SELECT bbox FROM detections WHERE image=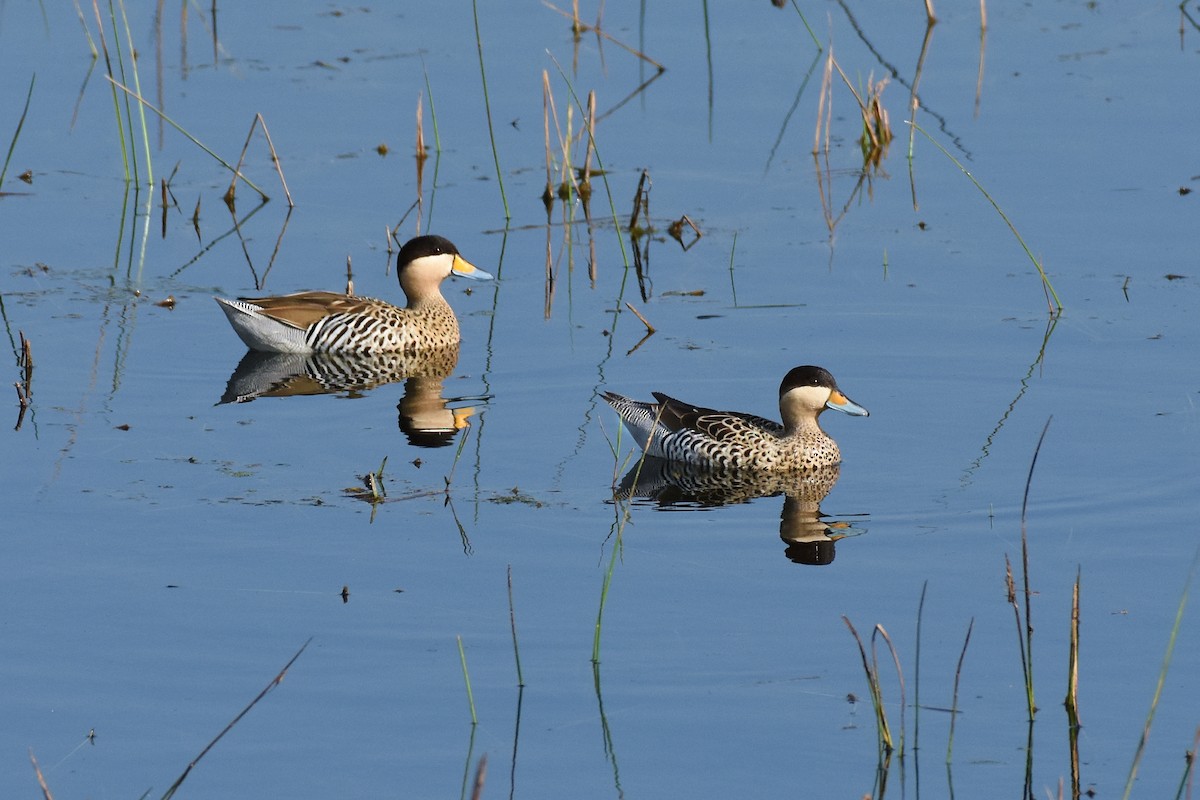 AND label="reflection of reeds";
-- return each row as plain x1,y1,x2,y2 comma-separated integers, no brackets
975,0,988,117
